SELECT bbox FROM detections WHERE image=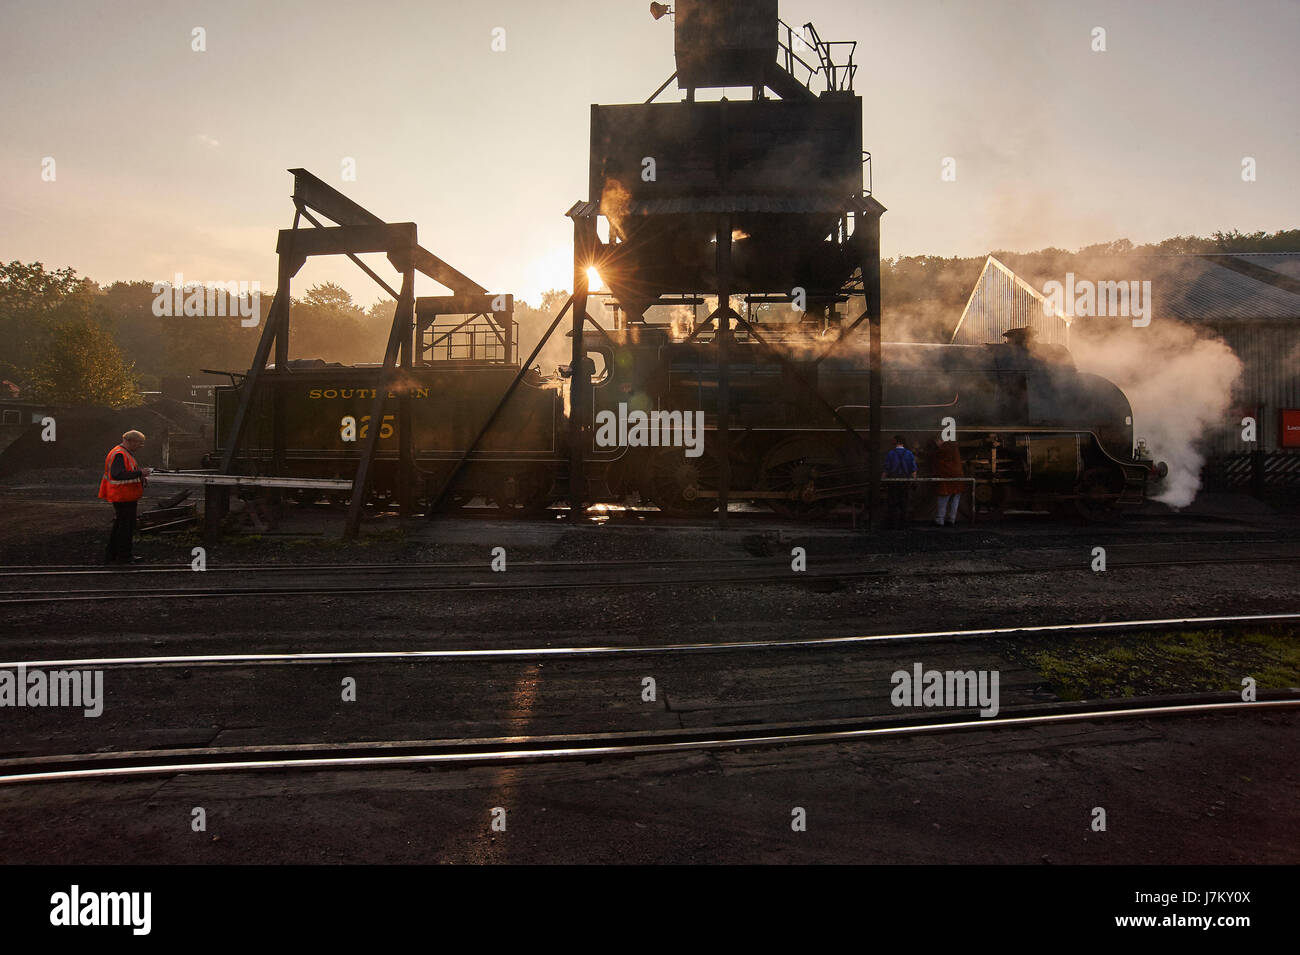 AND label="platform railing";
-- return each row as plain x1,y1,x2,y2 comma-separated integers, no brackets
777,19,857,94
423,317,514,363
778,19,822,88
